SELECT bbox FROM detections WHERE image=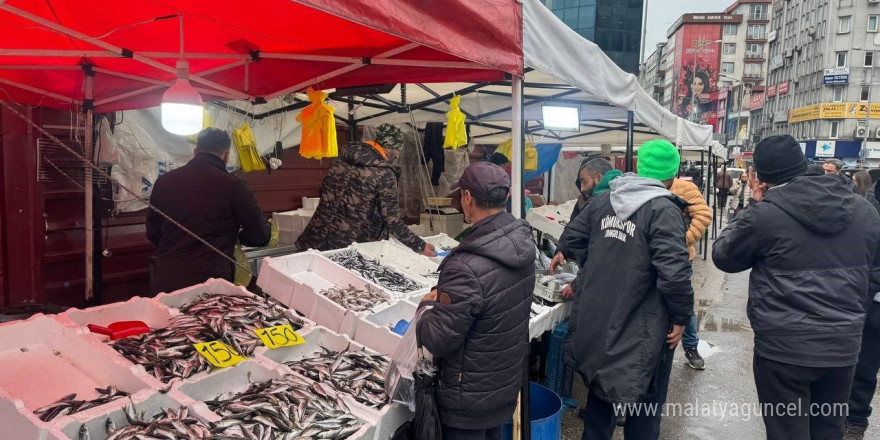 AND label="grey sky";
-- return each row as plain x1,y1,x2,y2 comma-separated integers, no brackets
644,0,735,61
